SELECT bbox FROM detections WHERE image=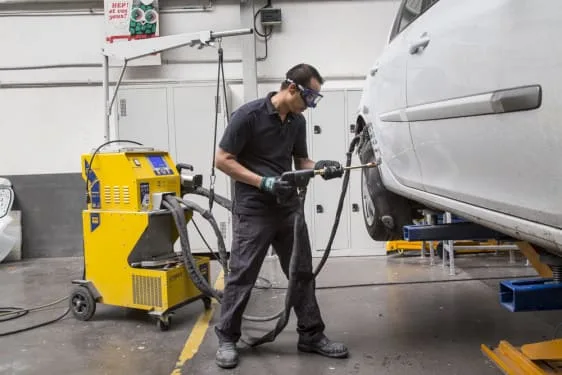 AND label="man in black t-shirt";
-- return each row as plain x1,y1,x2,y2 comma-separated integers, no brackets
213,64,348,369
